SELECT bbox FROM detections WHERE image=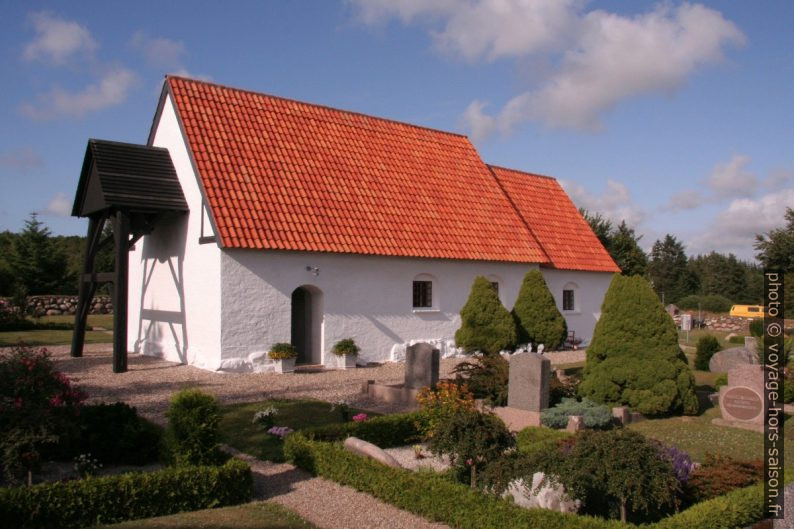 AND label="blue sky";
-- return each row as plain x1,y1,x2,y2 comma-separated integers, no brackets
1,1,792,262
